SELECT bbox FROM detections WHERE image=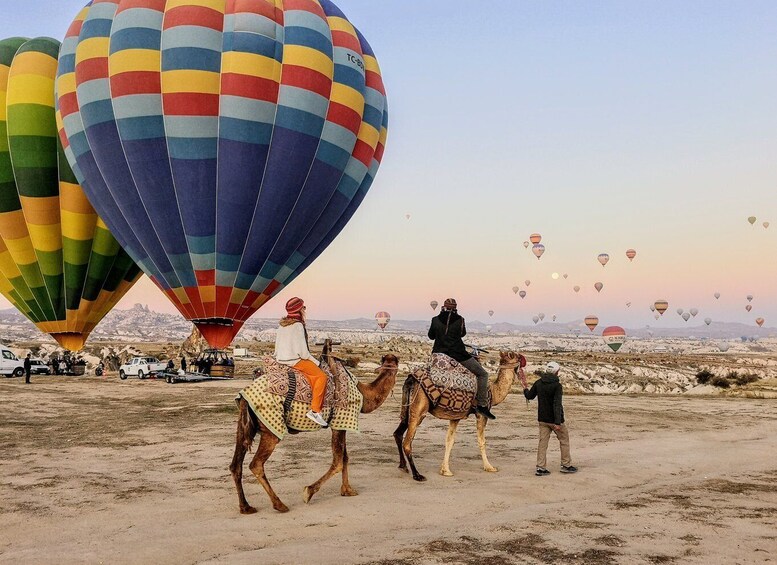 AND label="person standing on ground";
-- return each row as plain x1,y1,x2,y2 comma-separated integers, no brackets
181,356,187,372
428,298,496,419
523,361,577,476
24,353,32,384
